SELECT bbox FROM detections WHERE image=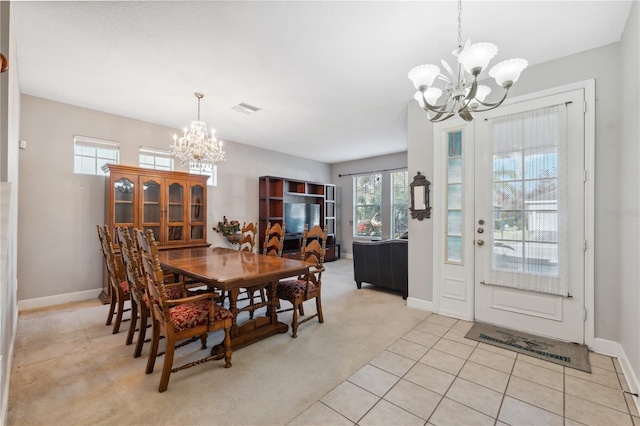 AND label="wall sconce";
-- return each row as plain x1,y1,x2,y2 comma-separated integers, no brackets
410,171,431,220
